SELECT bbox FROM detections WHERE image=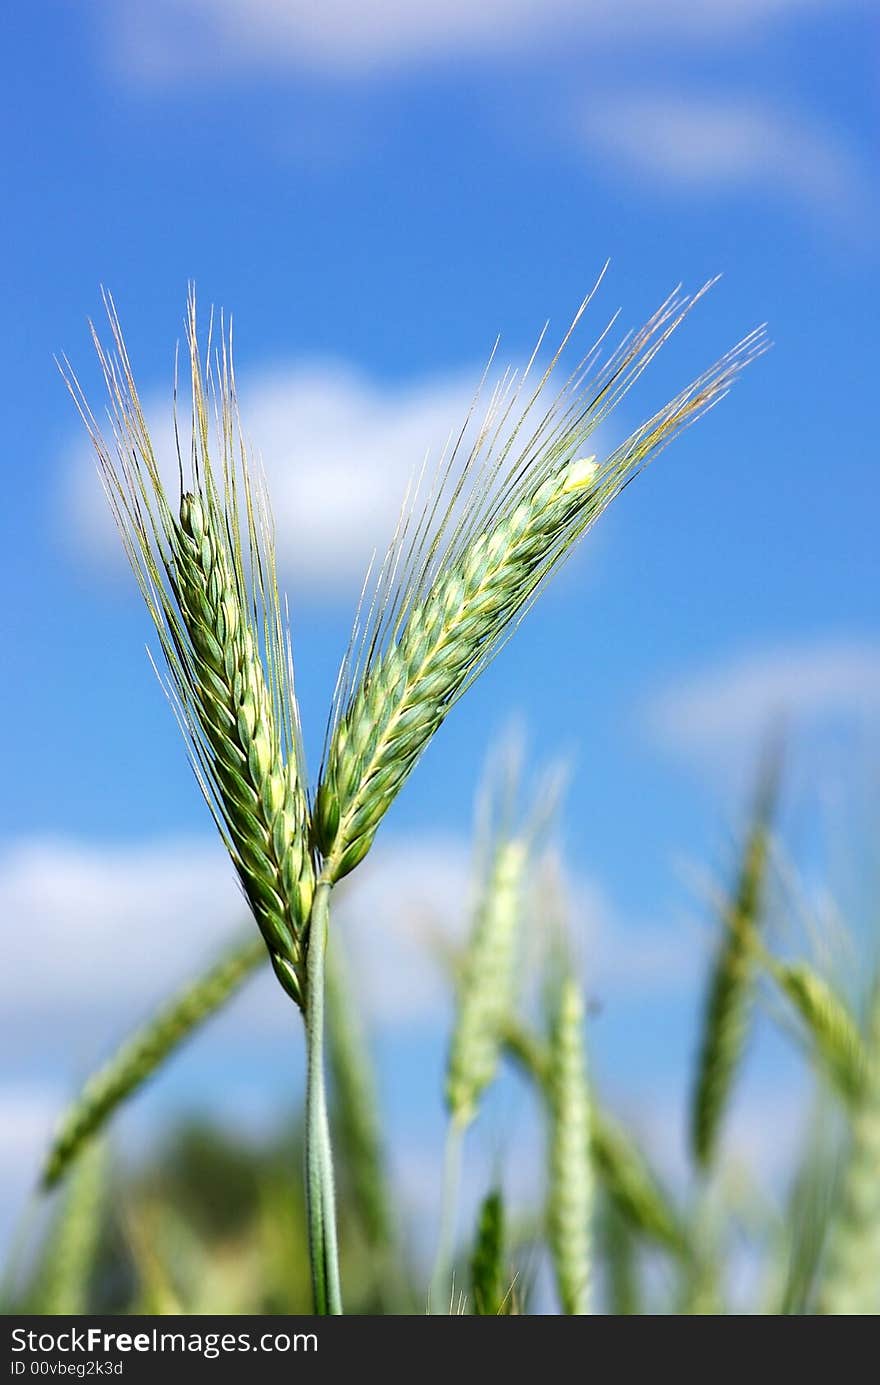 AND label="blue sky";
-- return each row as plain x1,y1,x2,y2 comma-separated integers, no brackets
1,2,878,1279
